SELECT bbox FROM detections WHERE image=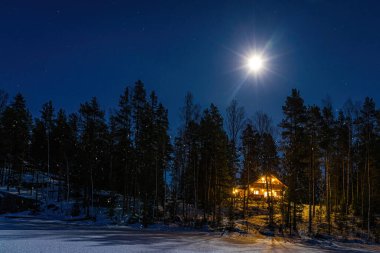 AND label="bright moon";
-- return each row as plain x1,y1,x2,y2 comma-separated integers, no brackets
247,55,264,73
